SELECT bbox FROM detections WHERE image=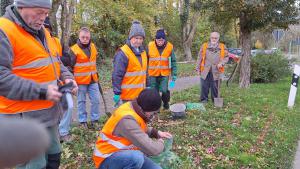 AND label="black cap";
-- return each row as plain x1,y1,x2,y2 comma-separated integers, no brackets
137,88,161,112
